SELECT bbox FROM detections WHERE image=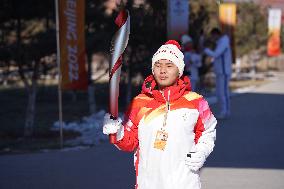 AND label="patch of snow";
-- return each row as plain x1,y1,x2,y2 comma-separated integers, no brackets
52,110,123,146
